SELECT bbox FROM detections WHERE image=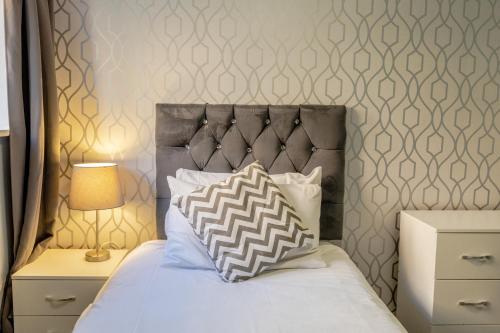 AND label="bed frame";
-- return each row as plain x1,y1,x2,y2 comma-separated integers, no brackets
155,104,346,240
